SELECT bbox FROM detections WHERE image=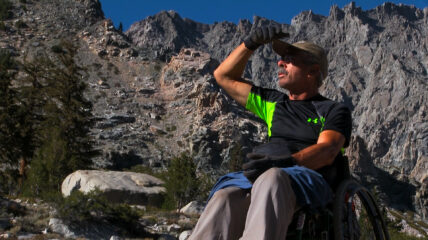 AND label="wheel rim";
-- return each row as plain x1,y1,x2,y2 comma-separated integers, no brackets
334,179,389,240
